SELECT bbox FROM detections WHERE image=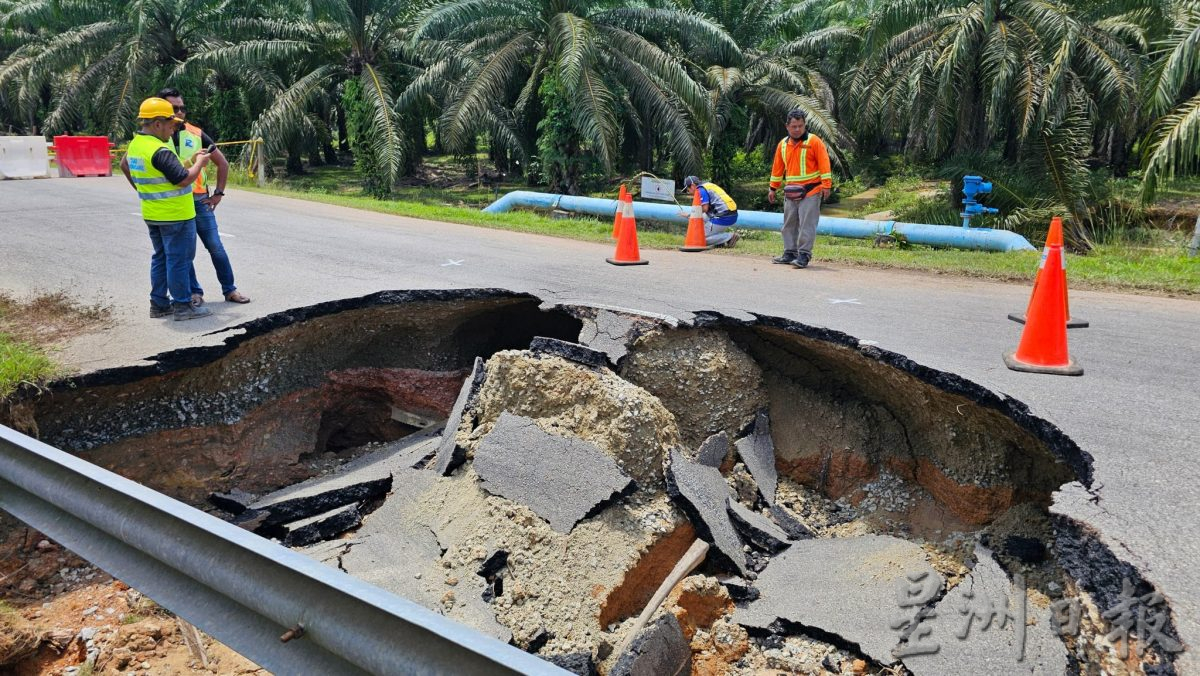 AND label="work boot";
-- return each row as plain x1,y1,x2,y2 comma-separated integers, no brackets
726,232,741,248
792,252,812,269
224,291,251,304
173,303,213,321
772,250,797,264
150,303,172,319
